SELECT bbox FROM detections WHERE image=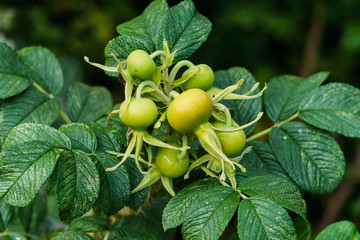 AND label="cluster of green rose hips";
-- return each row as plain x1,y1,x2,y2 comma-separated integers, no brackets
85,40,266,195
